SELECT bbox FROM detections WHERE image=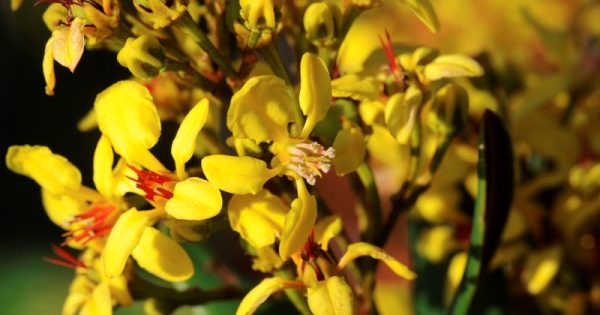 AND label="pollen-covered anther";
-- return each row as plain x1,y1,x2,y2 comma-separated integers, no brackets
127,165,174,202
62,204,117,245
286,141,335,185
